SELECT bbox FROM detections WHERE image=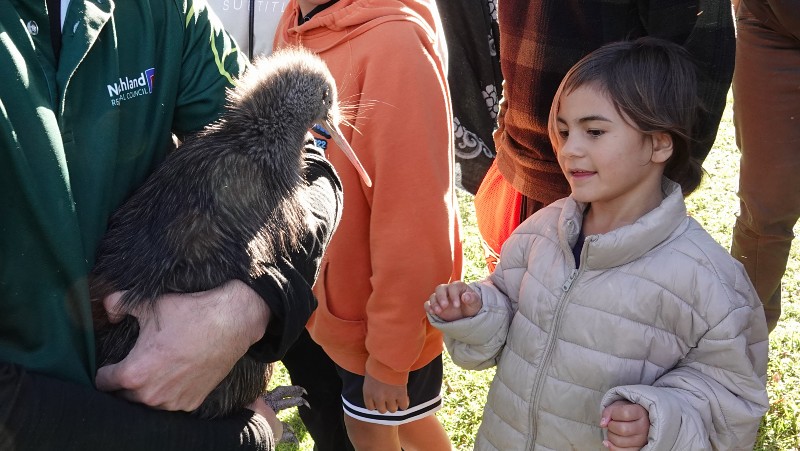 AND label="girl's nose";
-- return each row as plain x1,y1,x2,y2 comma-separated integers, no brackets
559,136,582,158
